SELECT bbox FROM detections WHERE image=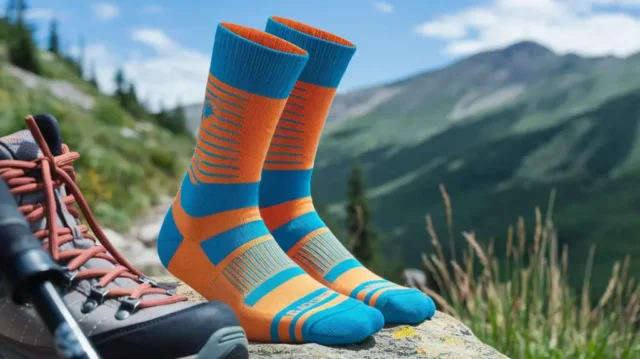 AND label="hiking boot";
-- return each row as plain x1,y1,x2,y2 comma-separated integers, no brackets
0,114,249,359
